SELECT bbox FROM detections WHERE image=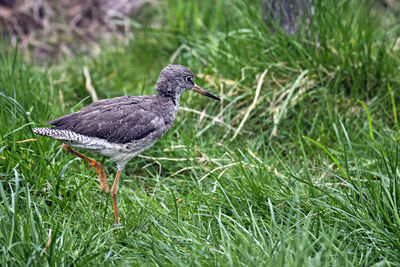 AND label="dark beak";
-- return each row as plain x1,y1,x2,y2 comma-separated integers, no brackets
192,84,220,101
